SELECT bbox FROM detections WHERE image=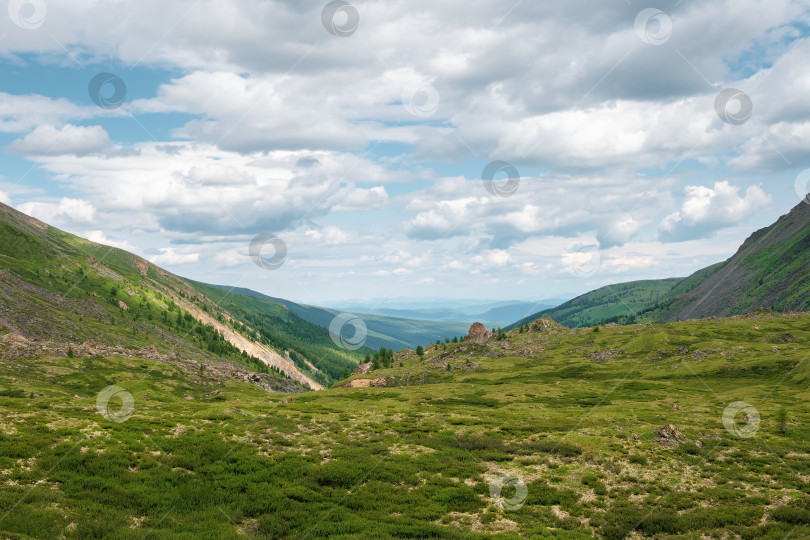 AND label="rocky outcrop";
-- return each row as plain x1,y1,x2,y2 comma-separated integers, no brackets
653,424,687,447
352,362,372,375
530,318,564,332
468,322,491,343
